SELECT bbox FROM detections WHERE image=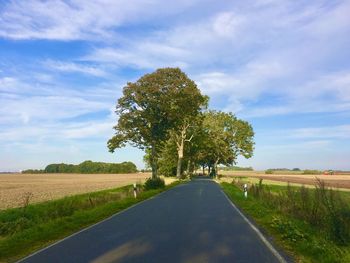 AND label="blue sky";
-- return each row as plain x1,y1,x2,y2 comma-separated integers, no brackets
0,0,350,171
